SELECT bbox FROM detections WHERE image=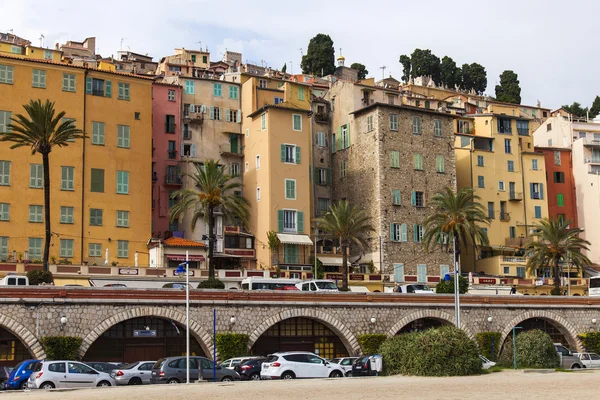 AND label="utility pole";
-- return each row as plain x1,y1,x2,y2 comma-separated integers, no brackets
39,34,45,48
380,66,387,80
